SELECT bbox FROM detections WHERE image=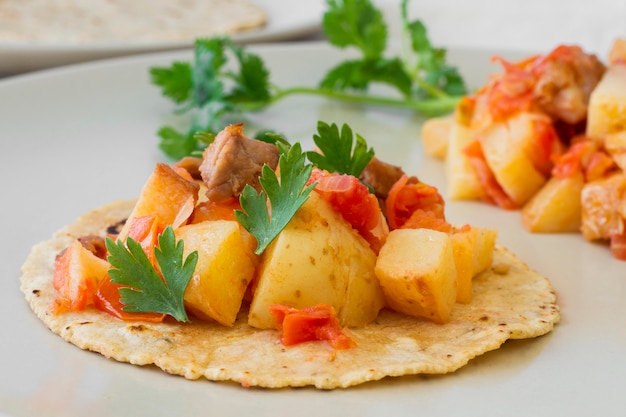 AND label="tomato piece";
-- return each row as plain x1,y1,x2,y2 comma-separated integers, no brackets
484,55,537,121
585,152,617,182
189,197,241,223
402,209,452,232
308,169,384,251
93,275,165,323
125,215,162,267
464,140,518,210
51,240,110,314
385,174,449,230
552,138,617,182
530,118,561,176
269,304,356,350
551,139,594,179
